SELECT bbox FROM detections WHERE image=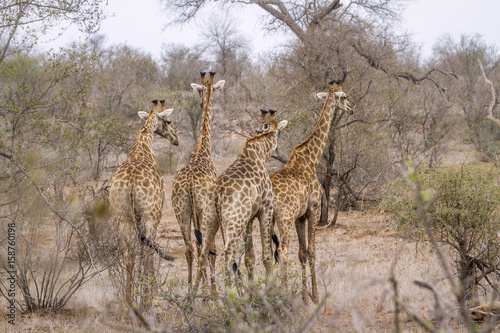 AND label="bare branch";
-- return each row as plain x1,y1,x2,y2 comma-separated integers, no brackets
310,0,342,27
298,293,329,333
0,150,13,159
478,59,500,127
352,41,457,92
271,153,287,164
407,171,475,329
2,156,105,286
414,278,448,331
254,0,307,41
